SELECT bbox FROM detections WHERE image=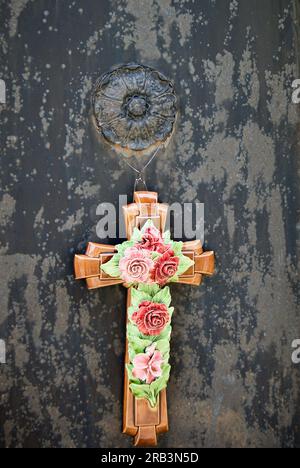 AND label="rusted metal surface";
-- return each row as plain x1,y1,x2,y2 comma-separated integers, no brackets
0,0,299,448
